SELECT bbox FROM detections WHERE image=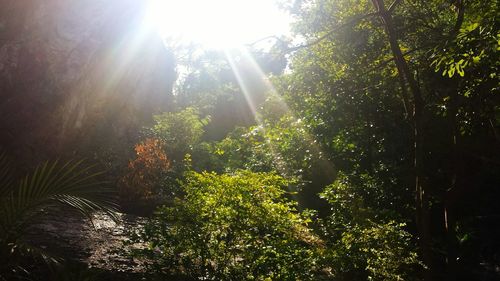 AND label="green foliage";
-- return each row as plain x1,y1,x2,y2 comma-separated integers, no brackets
274,1,500,278
320,173,406,228
13,0,500,279
327,221,420,281
432,21,498,78
429,2,499,136
213,126,275,173
175,50,236,114
318,176,421,281
151,107,208,163
214,110,330,181
116,1,499,279
136,171,320,280
174,49,261,140
208,109,334,211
